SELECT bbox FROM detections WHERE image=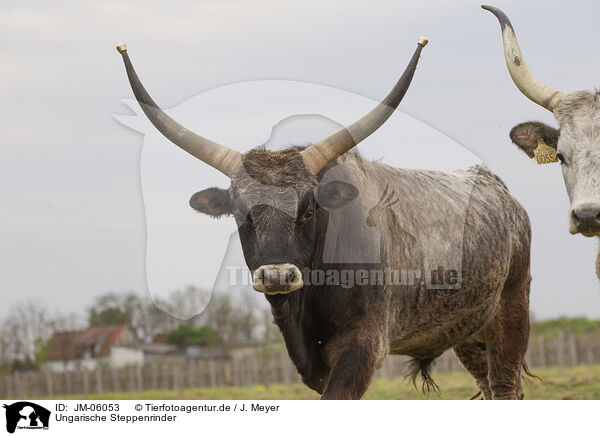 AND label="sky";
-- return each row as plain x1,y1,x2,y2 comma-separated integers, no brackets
2,0,600,320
